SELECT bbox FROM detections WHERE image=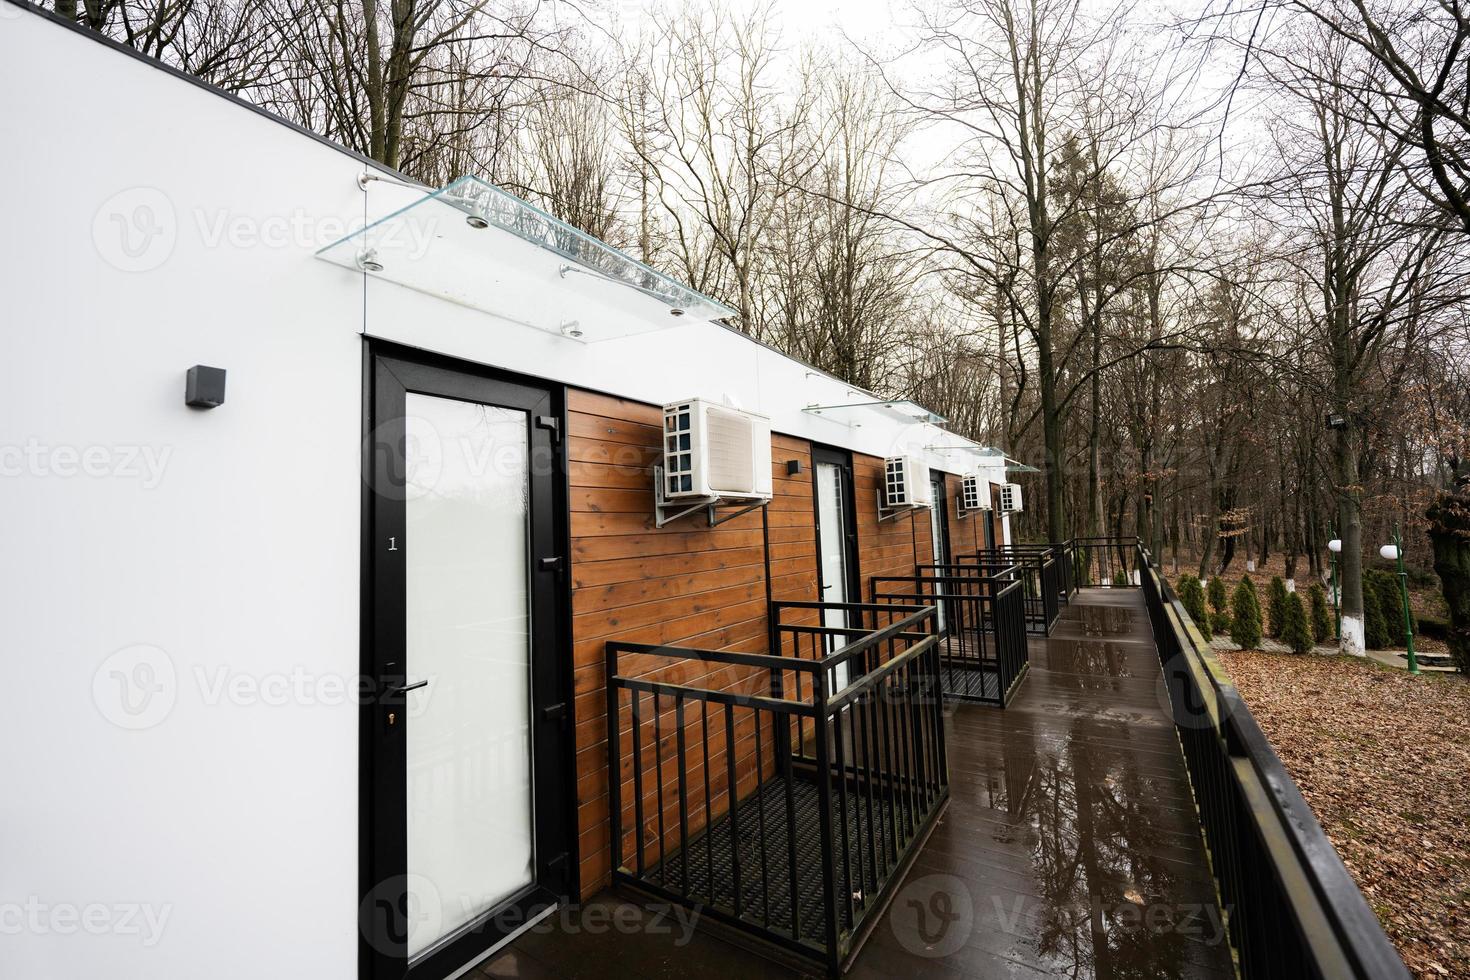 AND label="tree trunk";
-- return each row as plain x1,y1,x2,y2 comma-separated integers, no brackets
1037,310,1066,542
1337,424,1366,655
1427,490,1470,673
1085,285,1103,541
363,0,386,163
